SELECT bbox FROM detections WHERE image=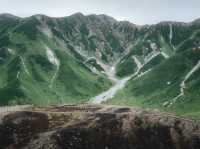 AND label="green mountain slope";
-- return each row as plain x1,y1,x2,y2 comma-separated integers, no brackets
0,14,116,105
108,48,200,118
0,12,200,114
